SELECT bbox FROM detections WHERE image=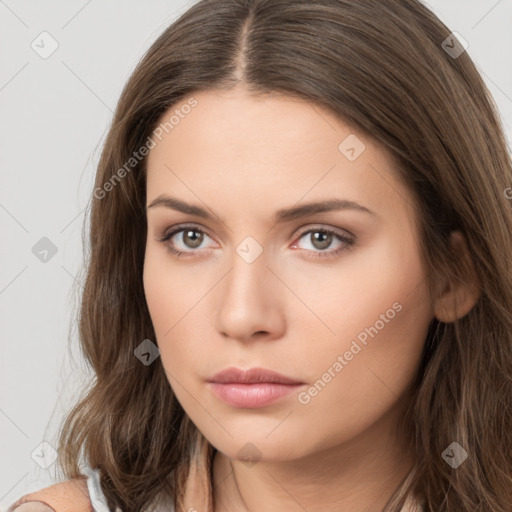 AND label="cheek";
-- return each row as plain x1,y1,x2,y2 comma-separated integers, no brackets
342,234,431,374
142,247,210,375
143,249,174,334
143,243,201,325
279,225,431,354
293,287,431,452
292,235,432,439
